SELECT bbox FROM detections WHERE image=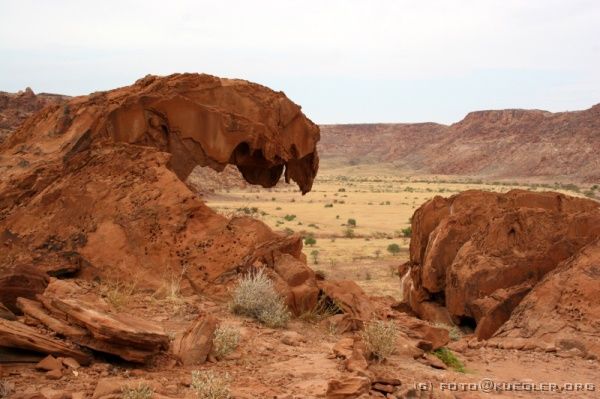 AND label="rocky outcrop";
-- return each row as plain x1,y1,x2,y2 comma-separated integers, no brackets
402,190,600,341
0,88,68,143
0,73,320,294
0,74,327,363
320,103,600,183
